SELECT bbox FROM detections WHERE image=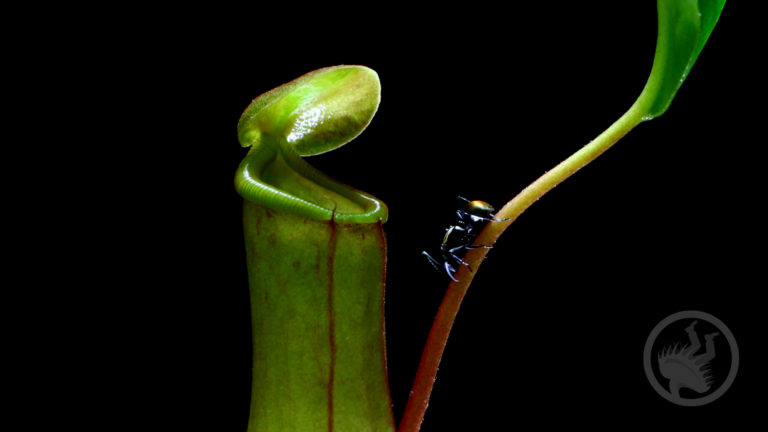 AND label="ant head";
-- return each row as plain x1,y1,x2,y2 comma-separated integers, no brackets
465,200,495,217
